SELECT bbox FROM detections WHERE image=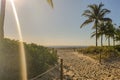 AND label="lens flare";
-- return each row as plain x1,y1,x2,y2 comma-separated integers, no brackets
9,0,27,80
